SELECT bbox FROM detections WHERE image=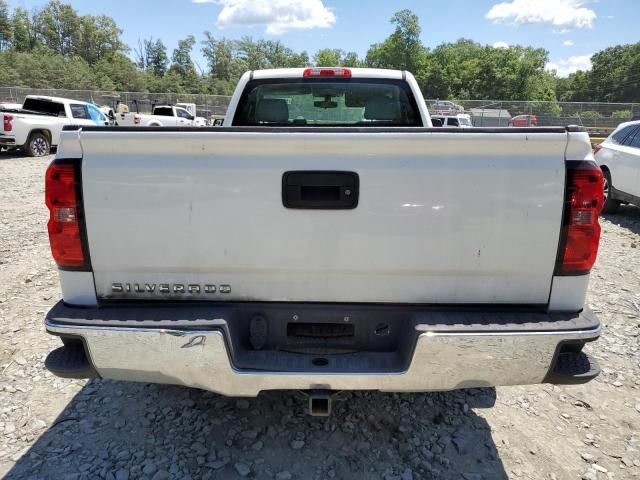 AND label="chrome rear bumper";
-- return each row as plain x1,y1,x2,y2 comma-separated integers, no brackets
44,302,601,396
